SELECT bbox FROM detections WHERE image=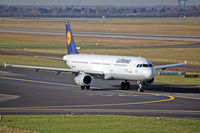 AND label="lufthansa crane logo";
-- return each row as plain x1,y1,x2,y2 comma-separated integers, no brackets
67,31,71,45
